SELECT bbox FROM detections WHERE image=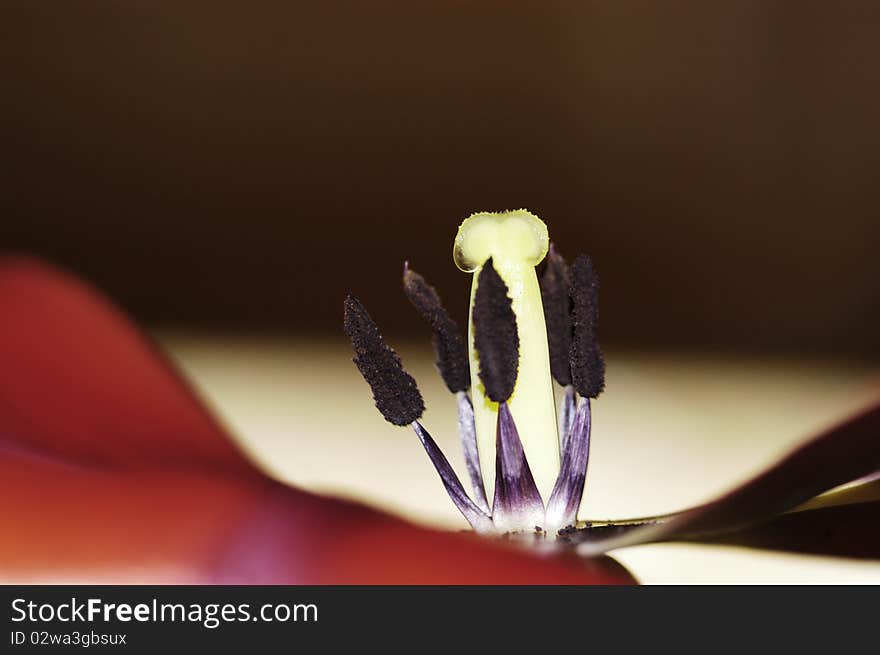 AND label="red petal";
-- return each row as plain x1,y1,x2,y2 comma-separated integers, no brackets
0,446,634,584
0,256,253,475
